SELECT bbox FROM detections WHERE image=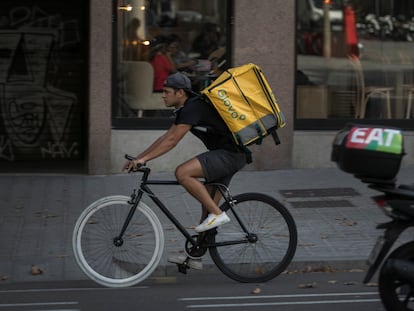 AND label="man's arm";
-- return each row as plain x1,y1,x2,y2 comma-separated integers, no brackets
124,123,191,171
